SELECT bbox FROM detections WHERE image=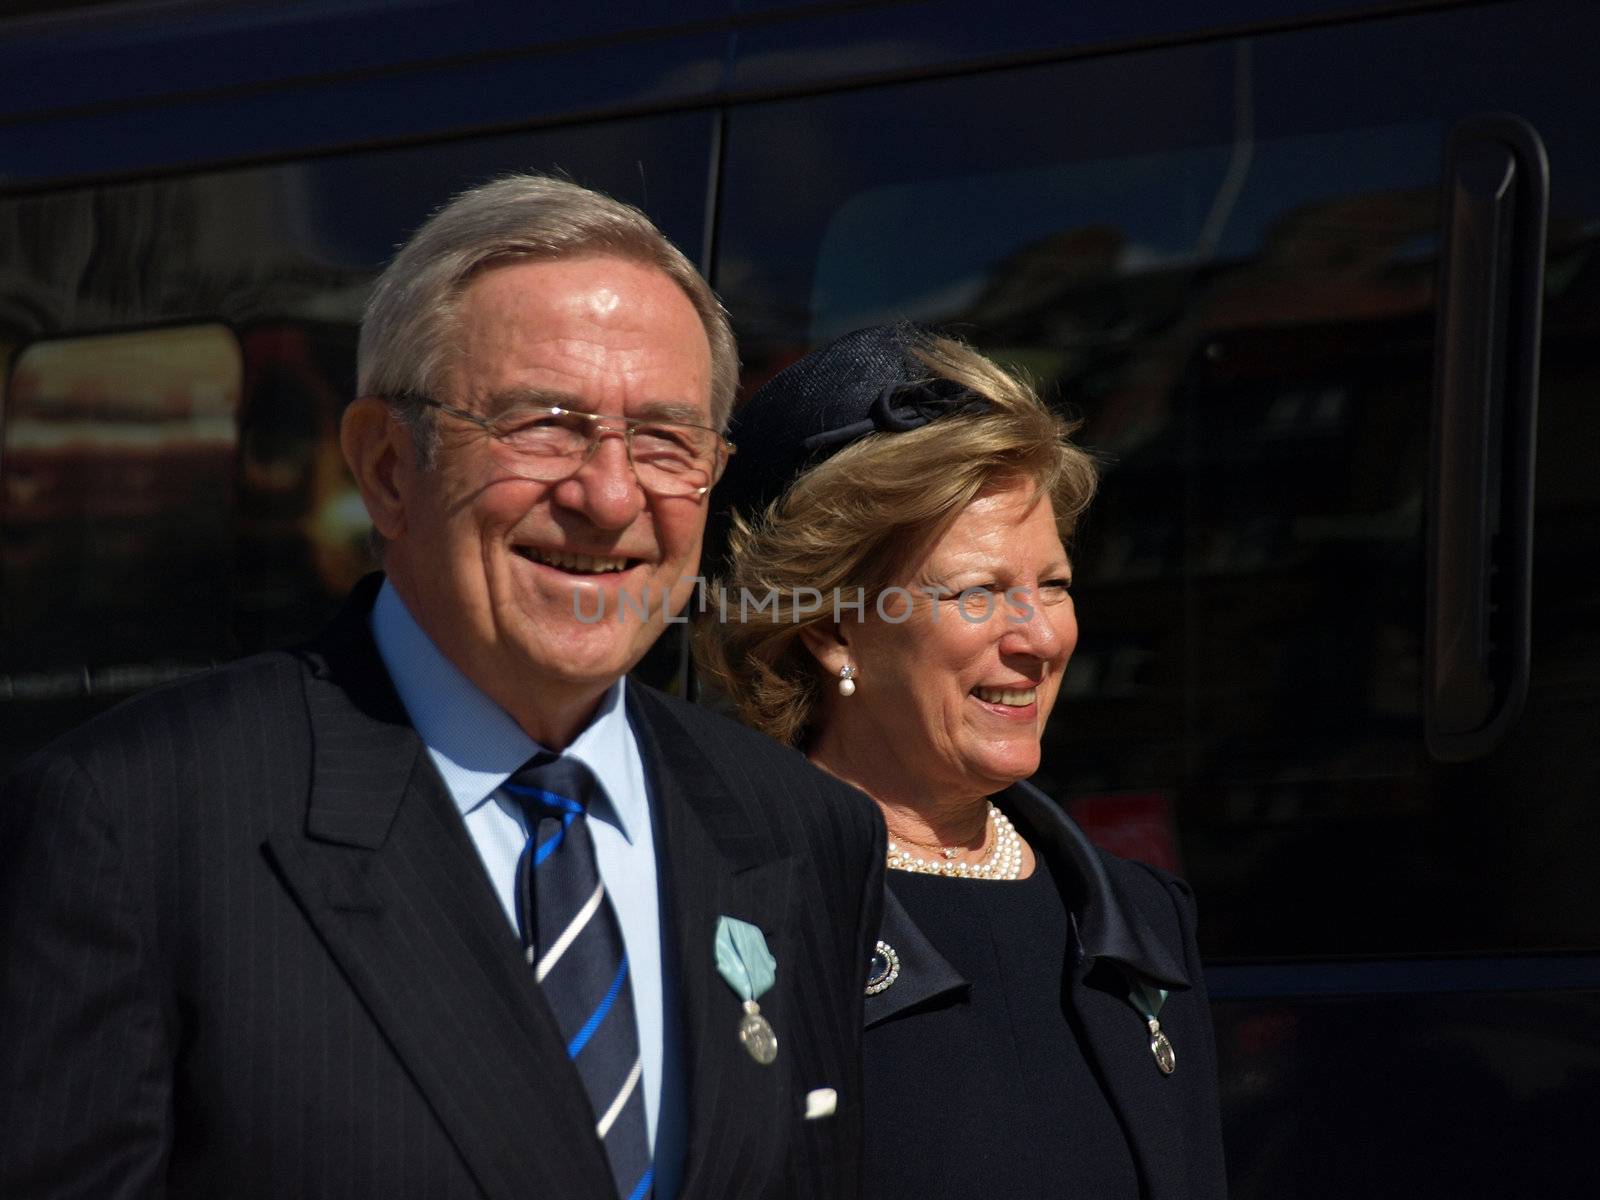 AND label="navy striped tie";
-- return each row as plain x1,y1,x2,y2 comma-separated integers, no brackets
506,754,653,1200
